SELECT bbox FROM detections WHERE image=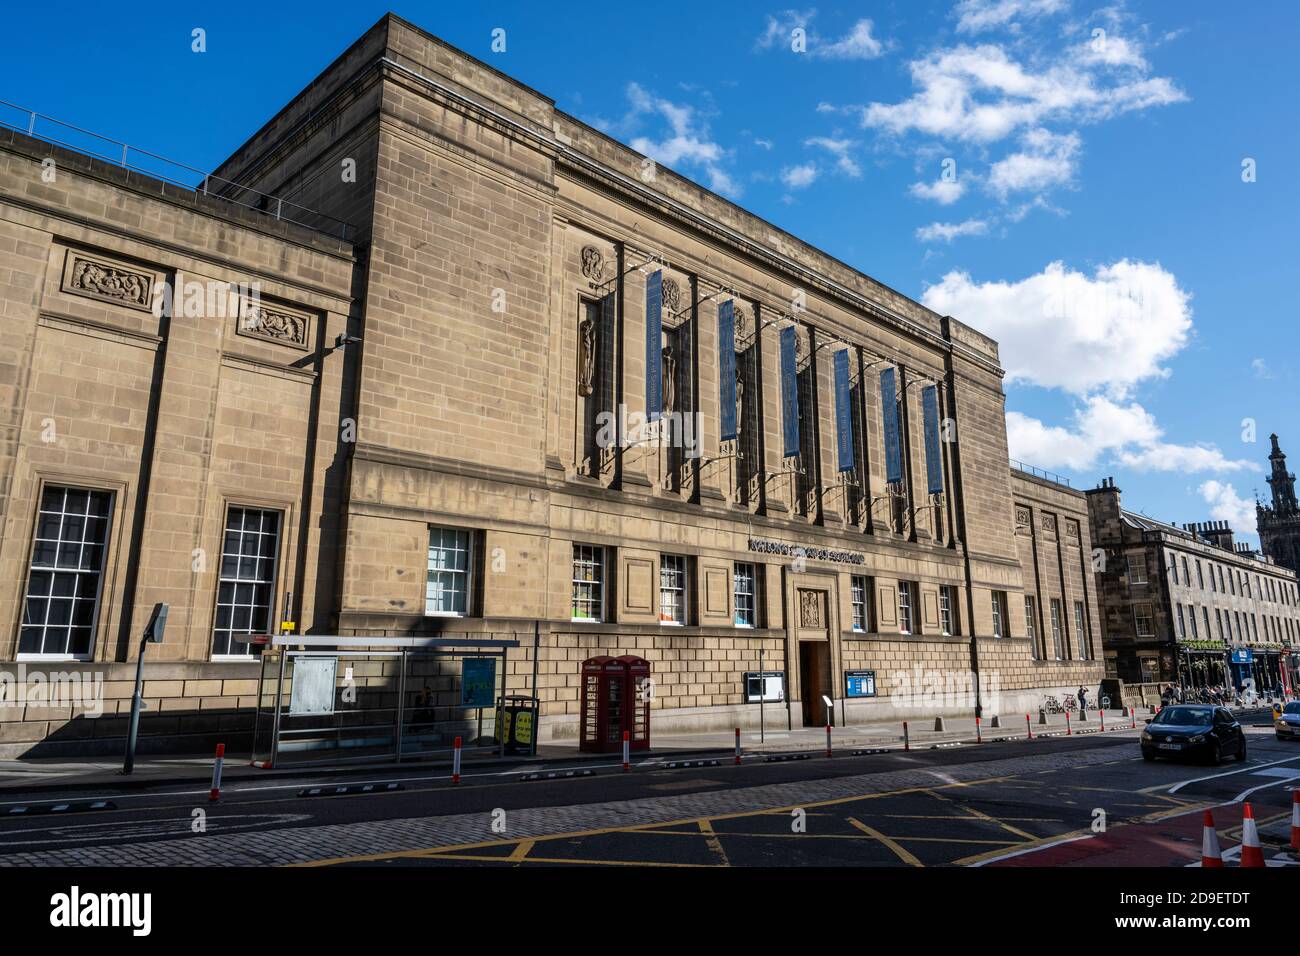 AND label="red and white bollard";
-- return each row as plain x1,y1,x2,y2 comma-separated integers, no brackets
825,724,832,758
903,720,910,751
209,742,225,803
975,715,982,744
1065,711,1071,736
1130,708,1137,730
622,730,630,772
1026,713,1033,740
1290,790,1300,852
734,727,742,765
452,735,463,785
1100,708,1106,732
